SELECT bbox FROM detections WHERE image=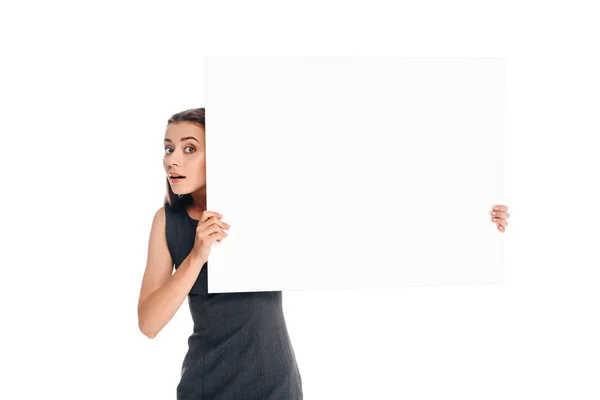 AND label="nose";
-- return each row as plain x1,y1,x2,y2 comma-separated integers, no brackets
169,154,182,166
